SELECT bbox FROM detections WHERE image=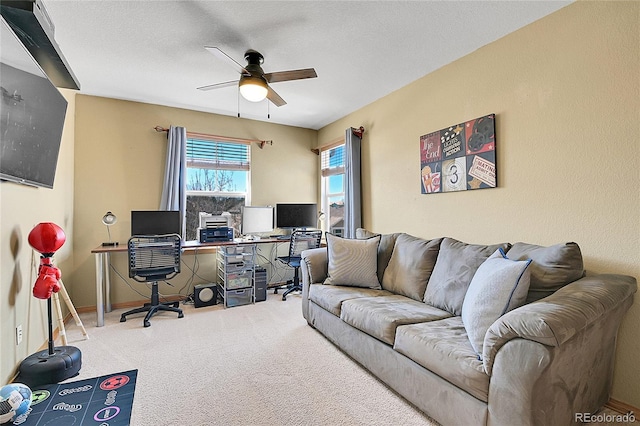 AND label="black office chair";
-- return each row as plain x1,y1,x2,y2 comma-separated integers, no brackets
276,229,322,301
120,234,184,327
